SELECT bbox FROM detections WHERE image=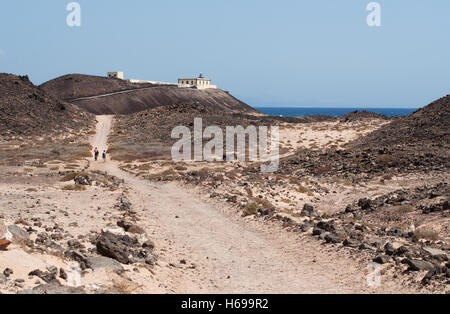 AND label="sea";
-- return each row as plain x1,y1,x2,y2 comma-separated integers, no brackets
254,107,417,118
